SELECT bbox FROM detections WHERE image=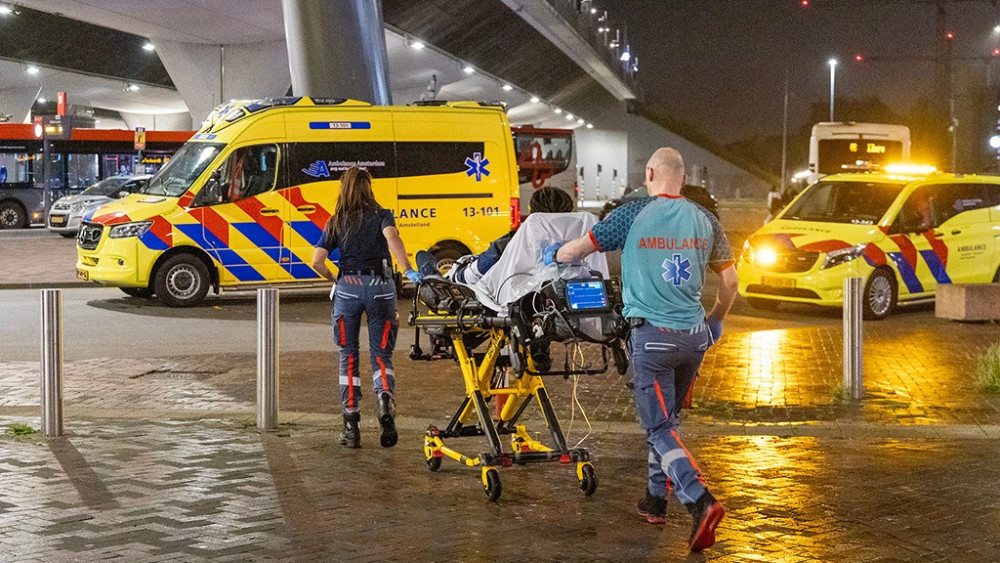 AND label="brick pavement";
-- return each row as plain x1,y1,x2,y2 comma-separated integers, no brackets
4,417,1000,562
